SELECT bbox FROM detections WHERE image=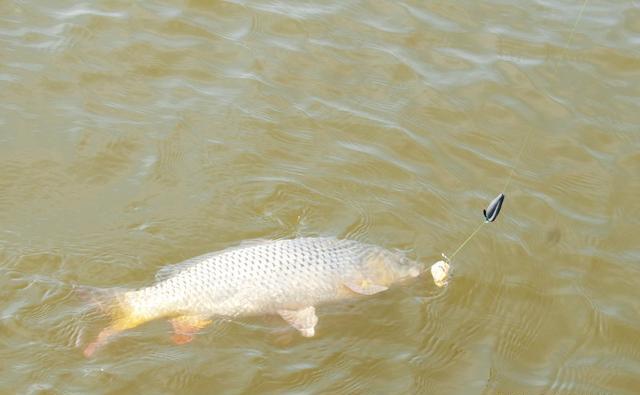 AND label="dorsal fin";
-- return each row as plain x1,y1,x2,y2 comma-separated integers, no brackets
155,251,218,282
237,238,272,248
